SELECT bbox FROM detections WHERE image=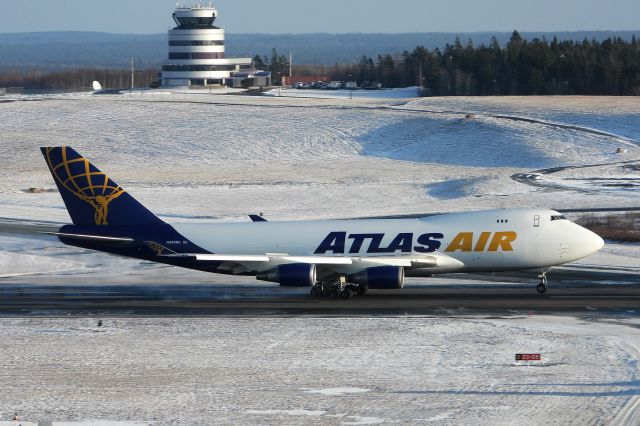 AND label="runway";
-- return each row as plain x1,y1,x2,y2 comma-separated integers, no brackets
1,266,639,316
